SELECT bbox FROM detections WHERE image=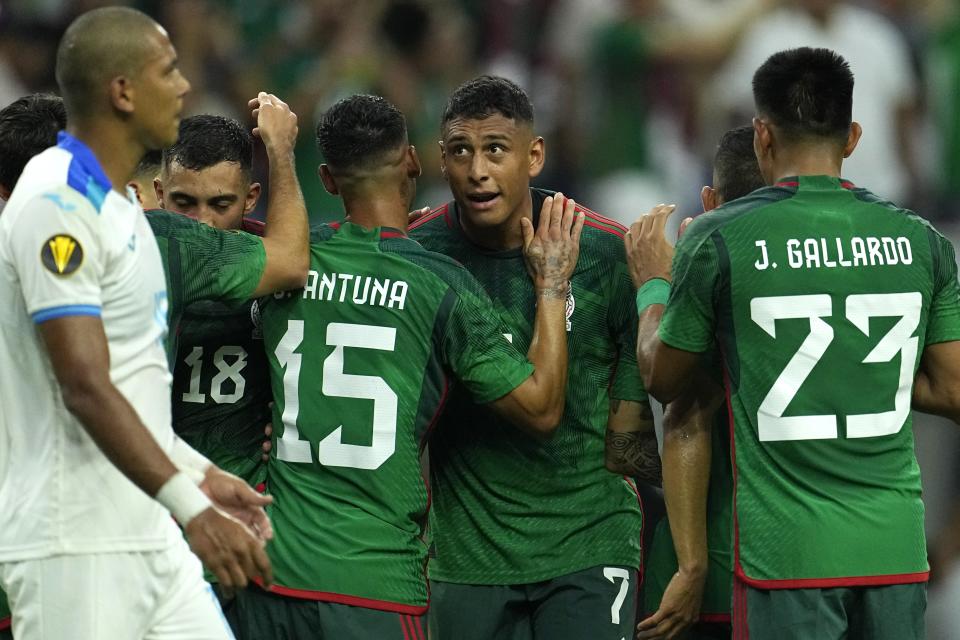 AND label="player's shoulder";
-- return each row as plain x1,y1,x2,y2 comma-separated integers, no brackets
382,230,487,298
686,185,793,242
308,220,341,244
5,148,92,221
532,187,628,253
408,202,454,239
